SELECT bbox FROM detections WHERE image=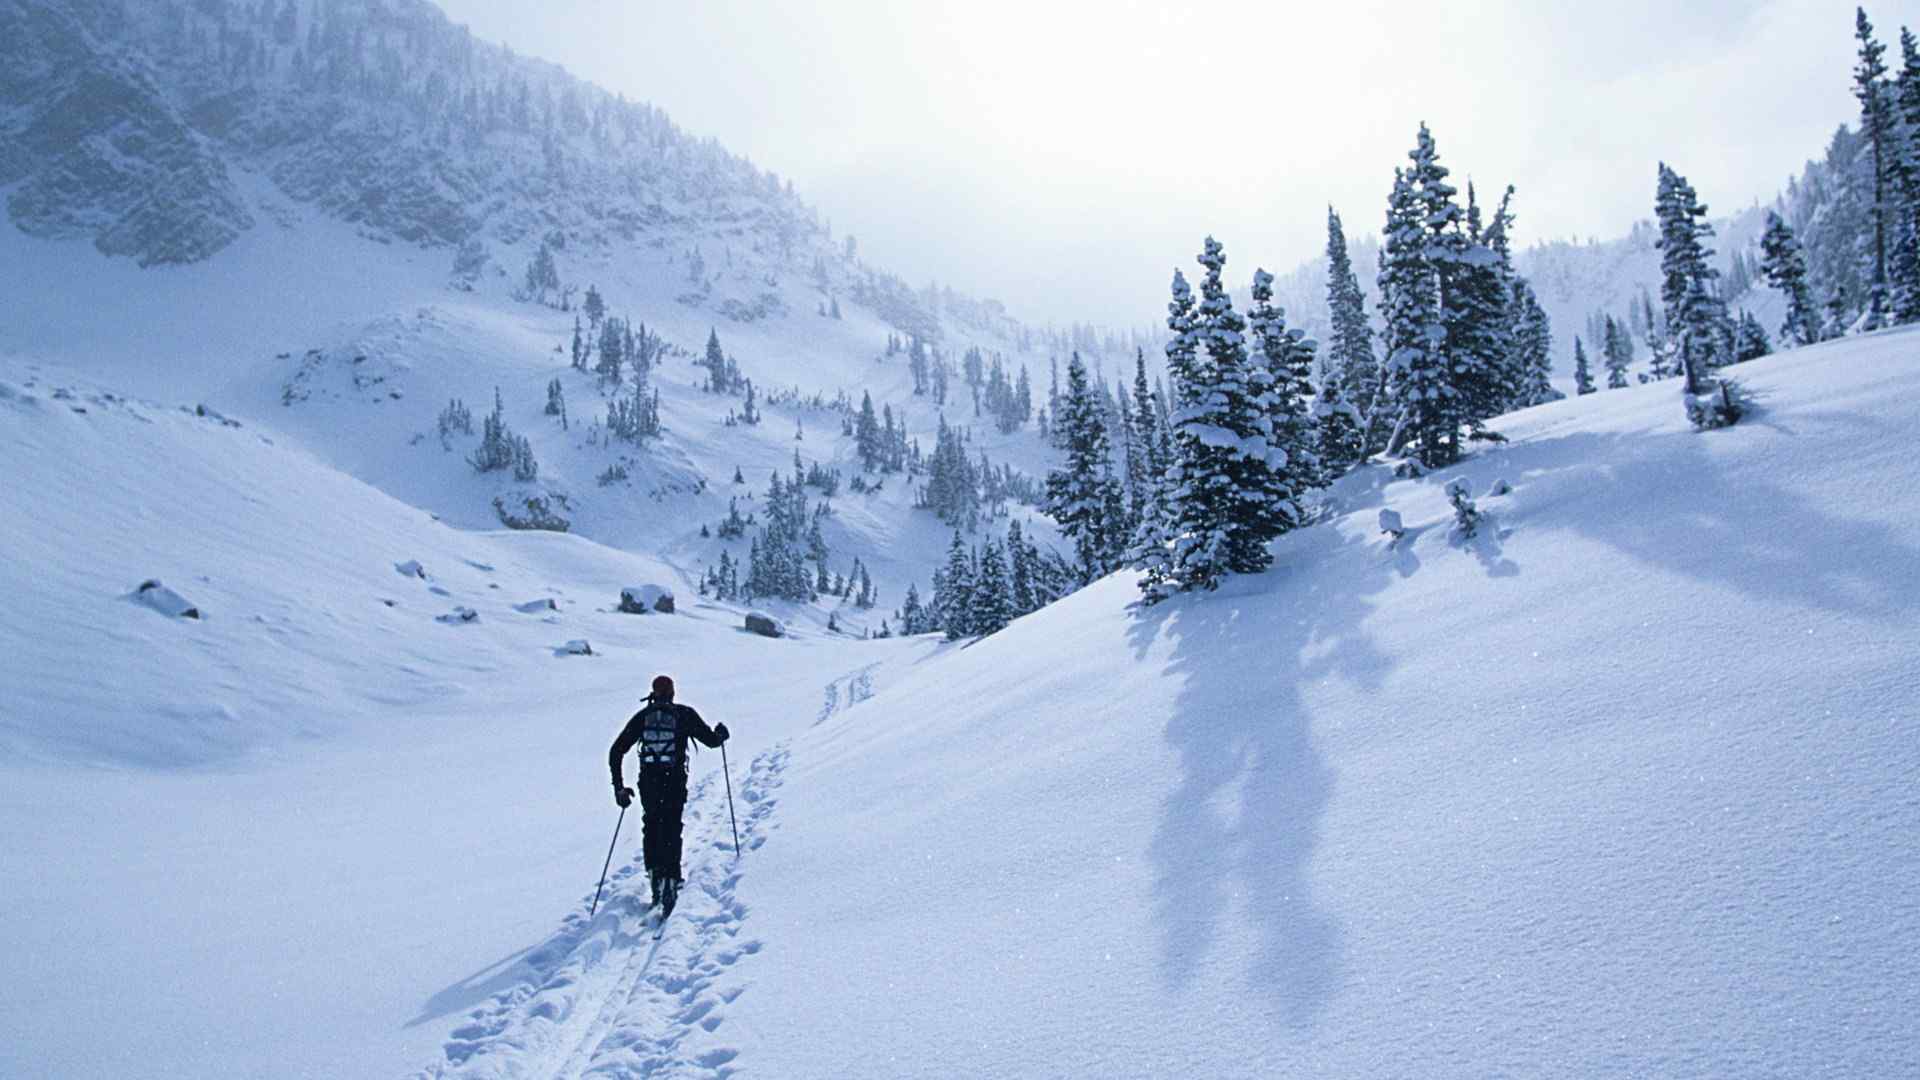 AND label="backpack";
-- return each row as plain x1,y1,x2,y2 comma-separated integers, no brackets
638,702,679,768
